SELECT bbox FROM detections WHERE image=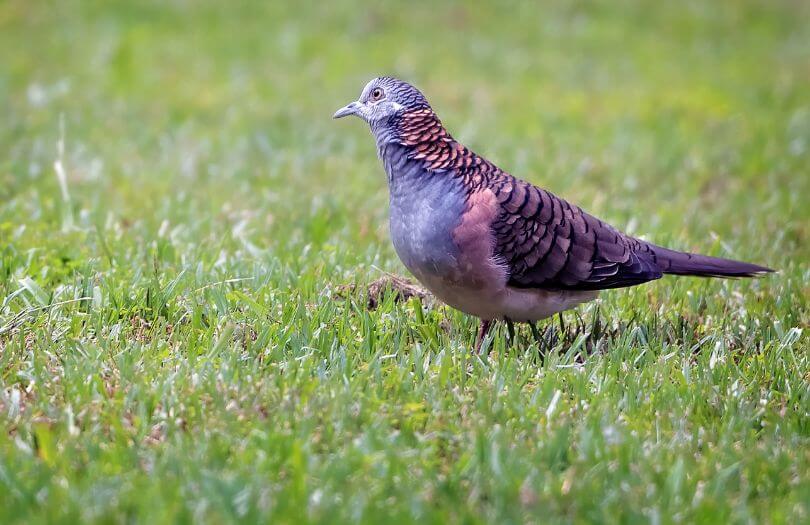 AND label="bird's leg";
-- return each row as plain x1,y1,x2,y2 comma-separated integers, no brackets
505,317,516,343
529,322,542,343
529,322,546,361
558,312,566,341
475,319,493,354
